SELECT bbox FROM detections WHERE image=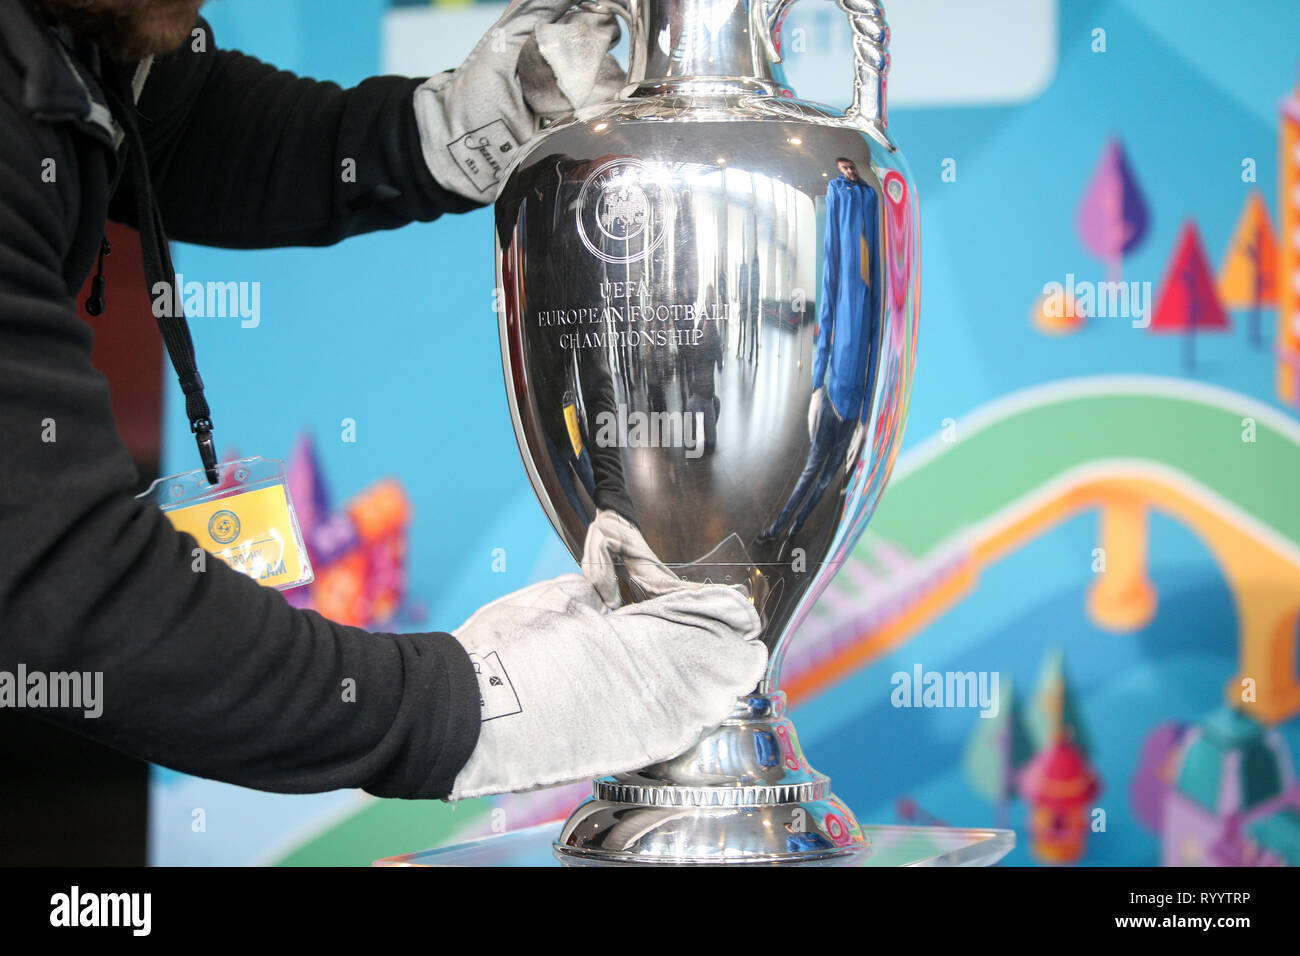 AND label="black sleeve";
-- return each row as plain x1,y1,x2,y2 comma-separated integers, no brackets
107,18,484,248
578,348,639,524
0,90,481,798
